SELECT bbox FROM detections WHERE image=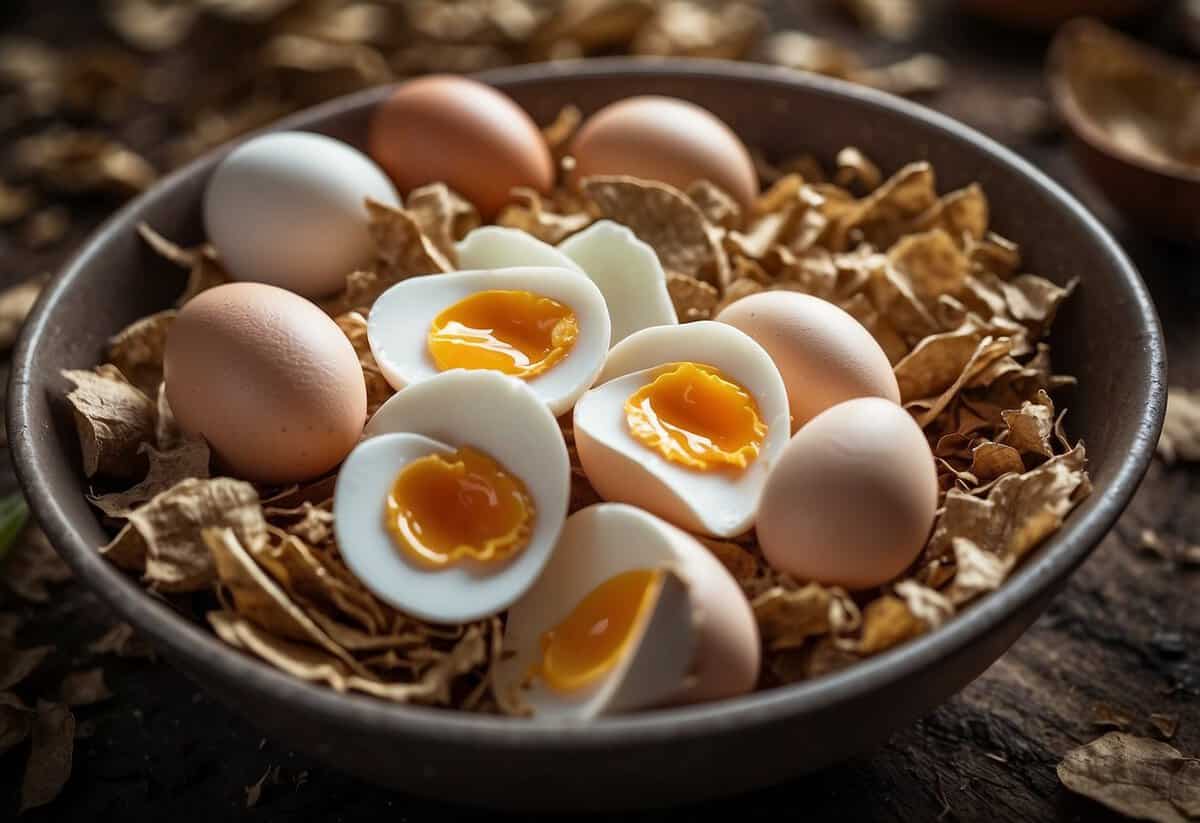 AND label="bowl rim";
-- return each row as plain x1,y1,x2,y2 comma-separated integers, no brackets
7,57,1166,750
